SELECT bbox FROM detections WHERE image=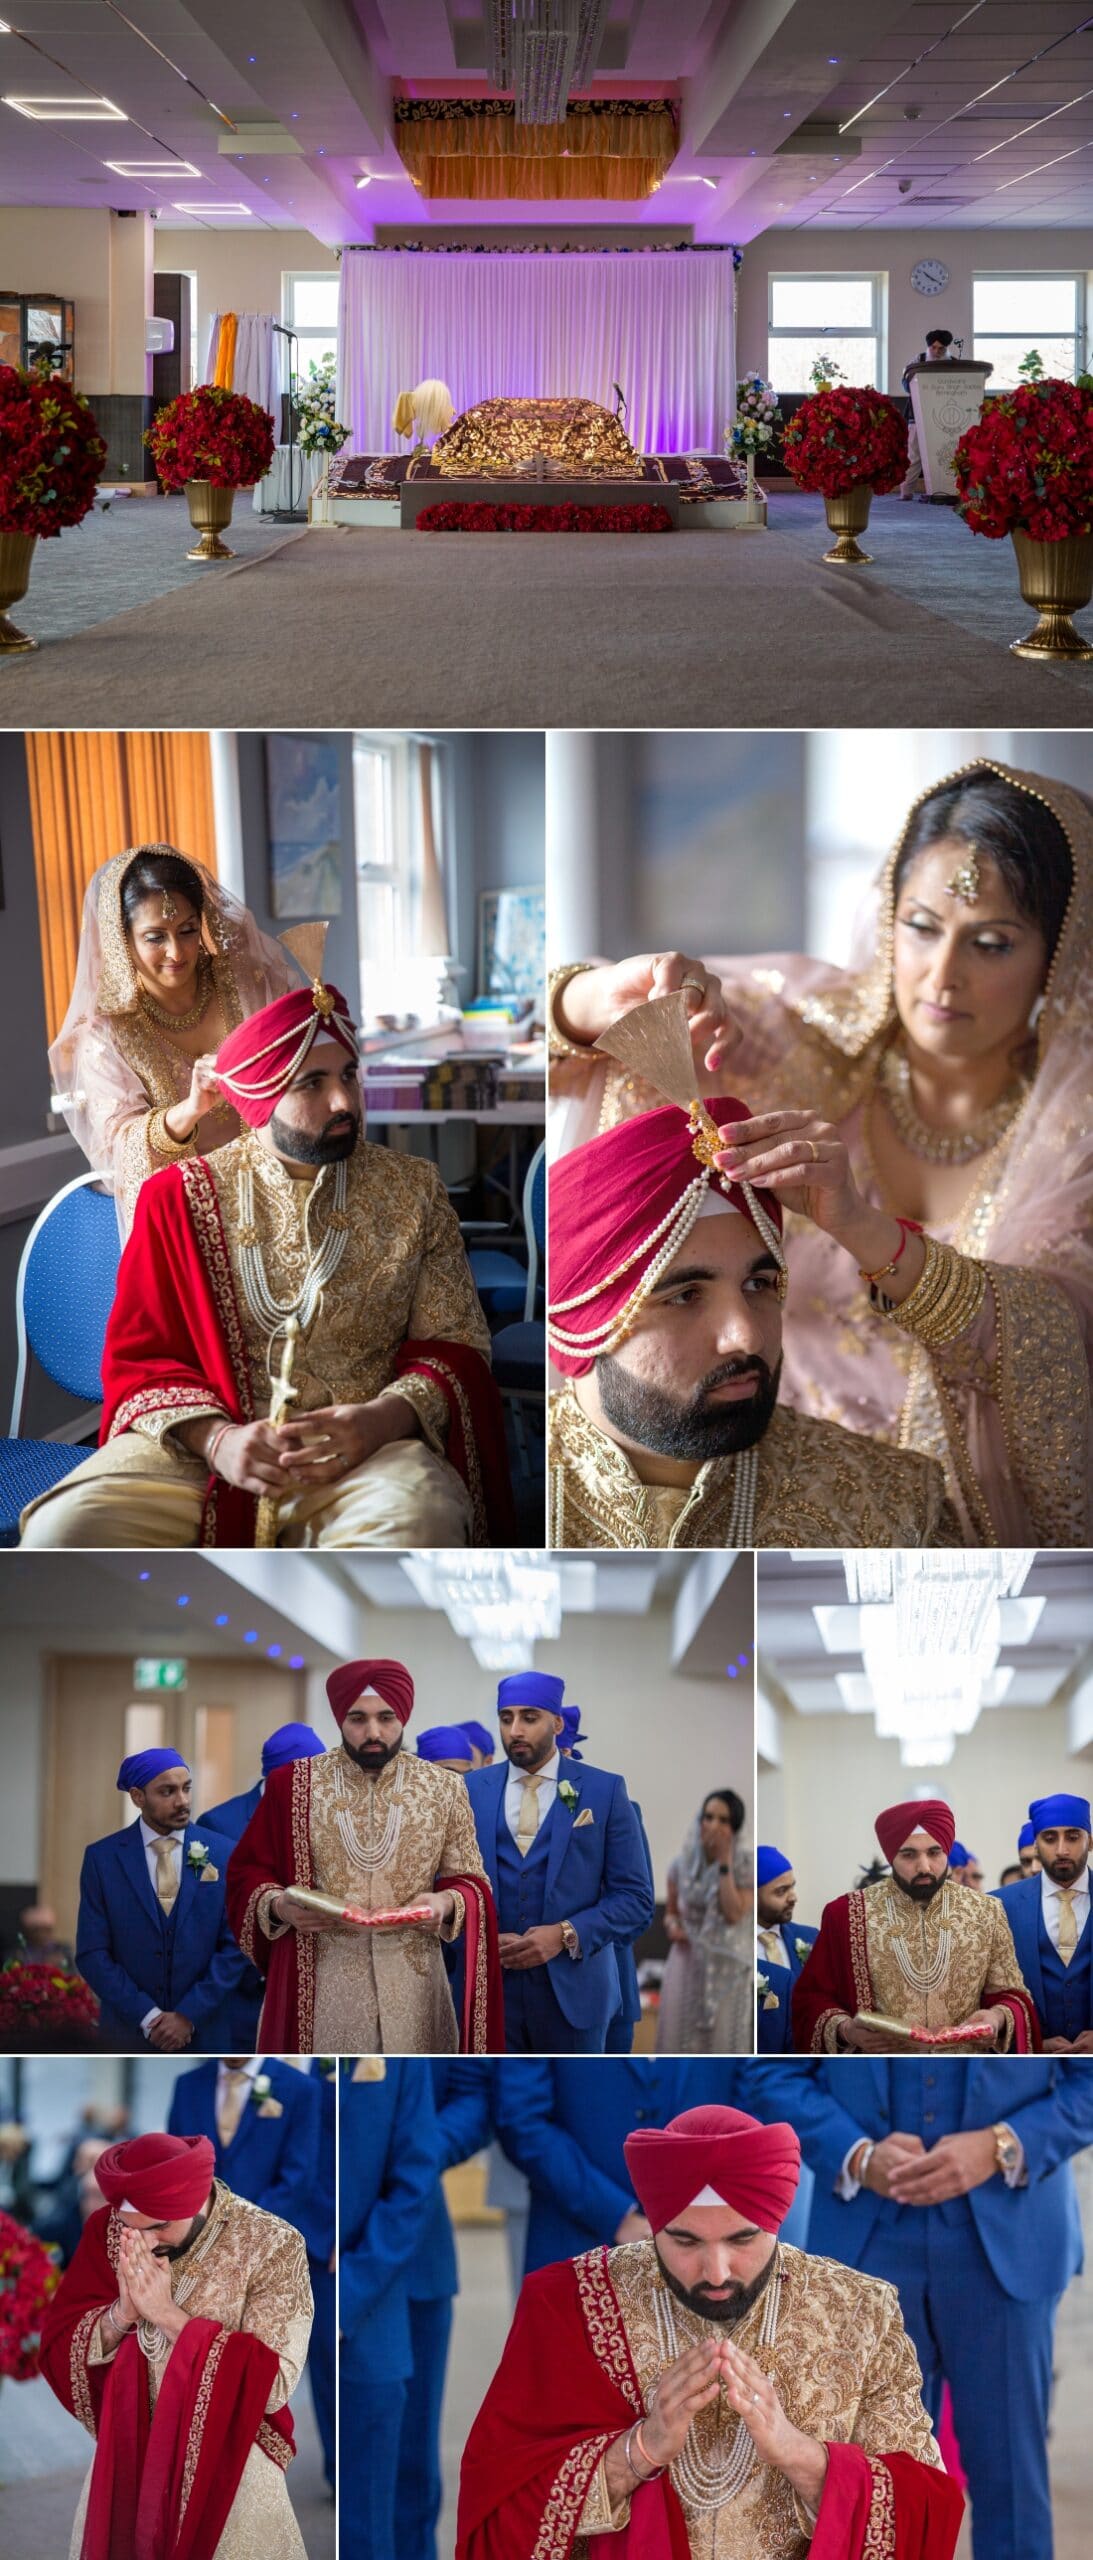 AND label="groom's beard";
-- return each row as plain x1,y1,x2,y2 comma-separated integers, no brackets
596,1353,782,1459
891,1868,946,1907
342,1734,403,1777
654,2239,778,2327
